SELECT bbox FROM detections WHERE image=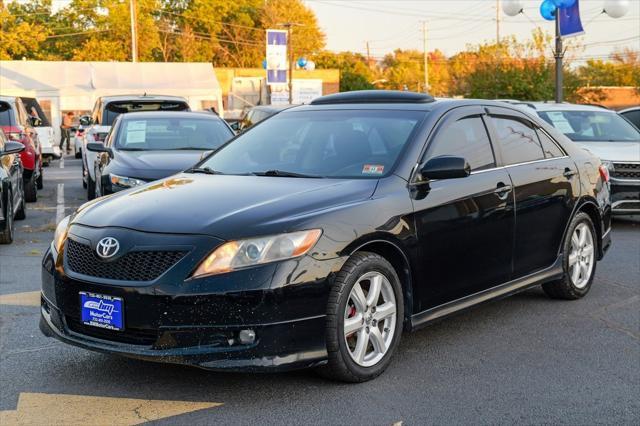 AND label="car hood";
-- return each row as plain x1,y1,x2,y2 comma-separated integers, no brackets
111,150,206,180
575,141,640,162
73,174,378,238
